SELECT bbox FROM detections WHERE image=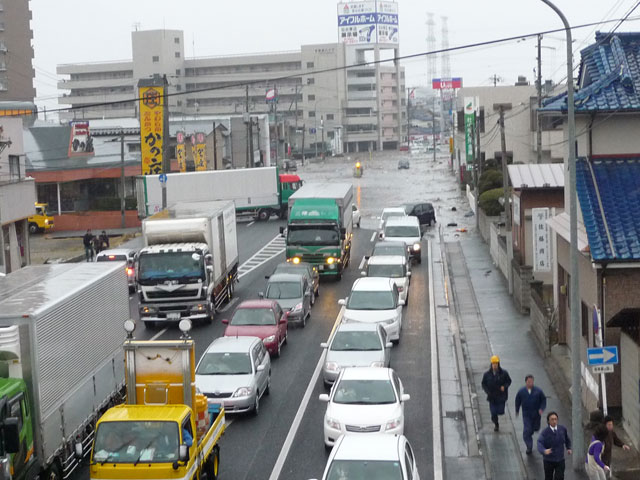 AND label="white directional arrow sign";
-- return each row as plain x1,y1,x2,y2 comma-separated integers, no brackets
587,346,619,366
